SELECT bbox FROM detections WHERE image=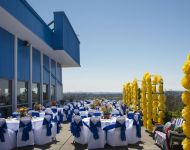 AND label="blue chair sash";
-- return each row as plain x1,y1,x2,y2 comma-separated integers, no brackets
115,121,126,141
79,108,86,111
58,111,64,123
93,112,101,117
32,112,40,117
128,112,134,119
133,115,141,138
19,121,32,141
103,121,126,141
71,103,75,109
81,116,87,119
51,108,57,113
43,118,52,136
0,122,7,142
121,105,126,115
63,109,69,115
88,114,92,117
89,120,101,140
67,105,71,110
12,112,20,118
70,120,83,138
52,116,61,134
113,102,117,108
67,110,74,122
